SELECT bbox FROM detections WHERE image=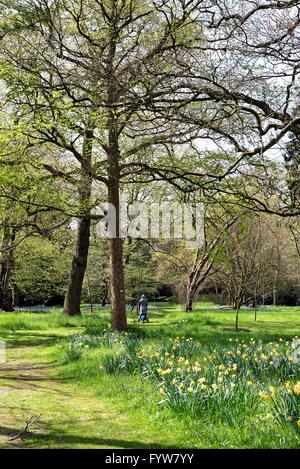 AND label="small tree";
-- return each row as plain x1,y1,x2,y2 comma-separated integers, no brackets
216,216,276,331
